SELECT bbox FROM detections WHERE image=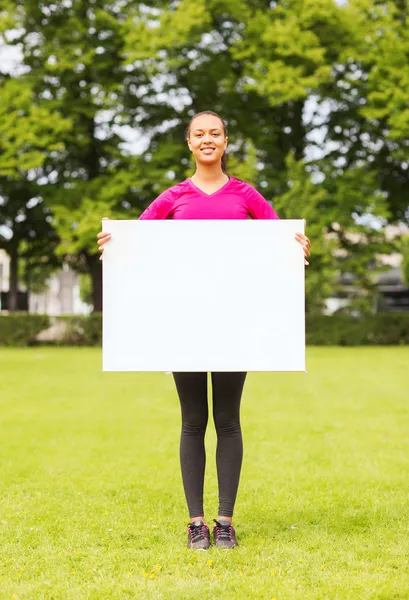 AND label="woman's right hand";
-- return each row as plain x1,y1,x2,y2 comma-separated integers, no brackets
97,217,111,260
